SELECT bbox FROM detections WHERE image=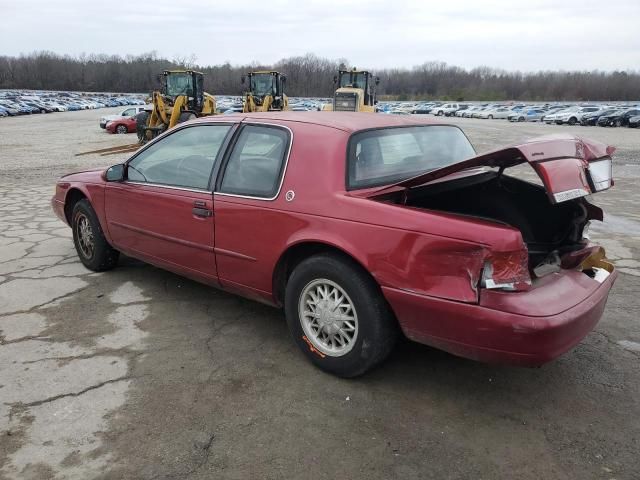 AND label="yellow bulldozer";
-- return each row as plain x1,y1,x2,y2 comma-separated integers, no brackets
75,70,217,158
137,69,216,143
241,71,288,112
323,68,380,112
